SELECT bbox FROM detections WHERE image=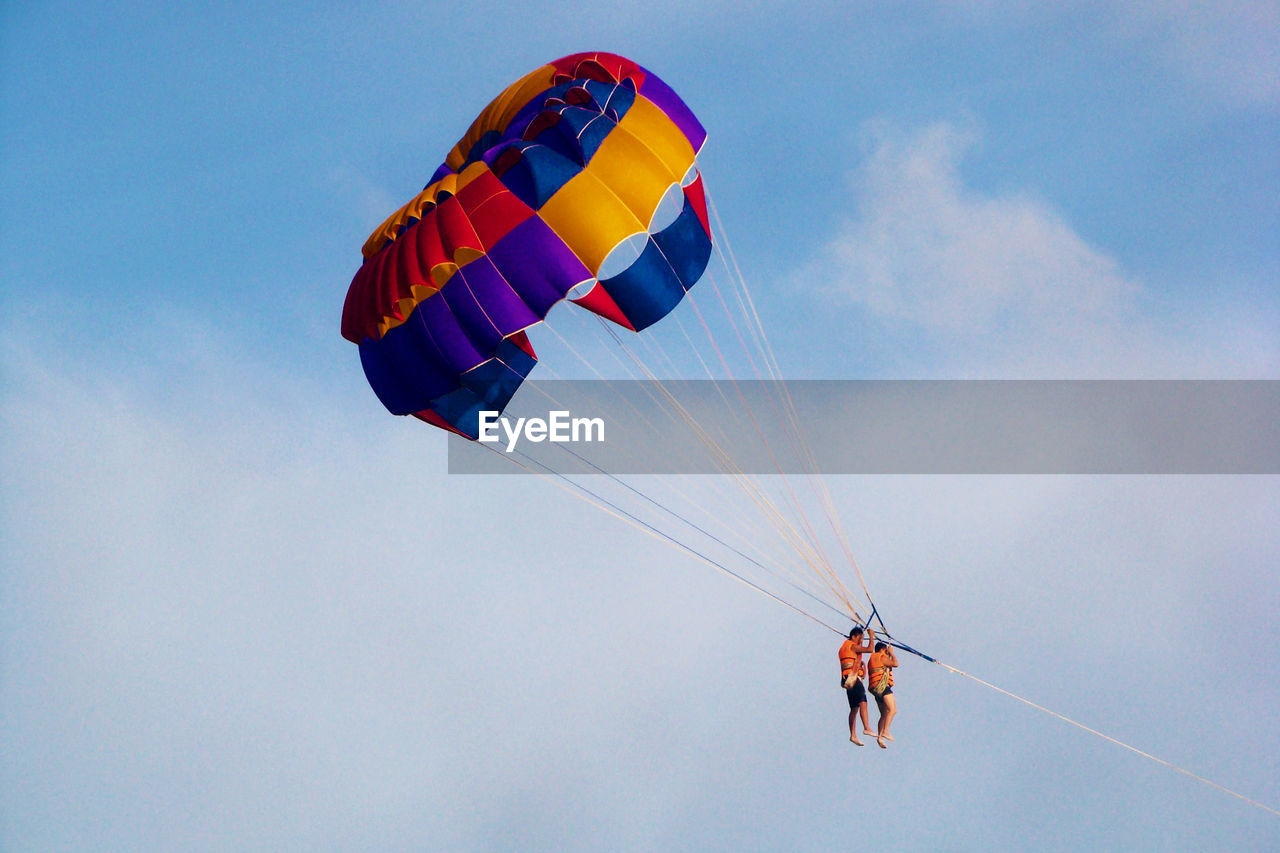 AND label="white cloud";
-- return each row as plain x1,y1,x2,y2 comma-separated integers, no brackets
803,120,1276,377
3,318,1279,848
831,121,1135,331
0,324,792,848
